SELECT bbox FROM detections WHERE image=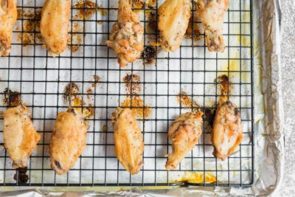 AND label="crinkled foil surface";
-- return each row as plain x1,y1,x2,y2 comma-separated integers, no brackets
0,0,283,196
